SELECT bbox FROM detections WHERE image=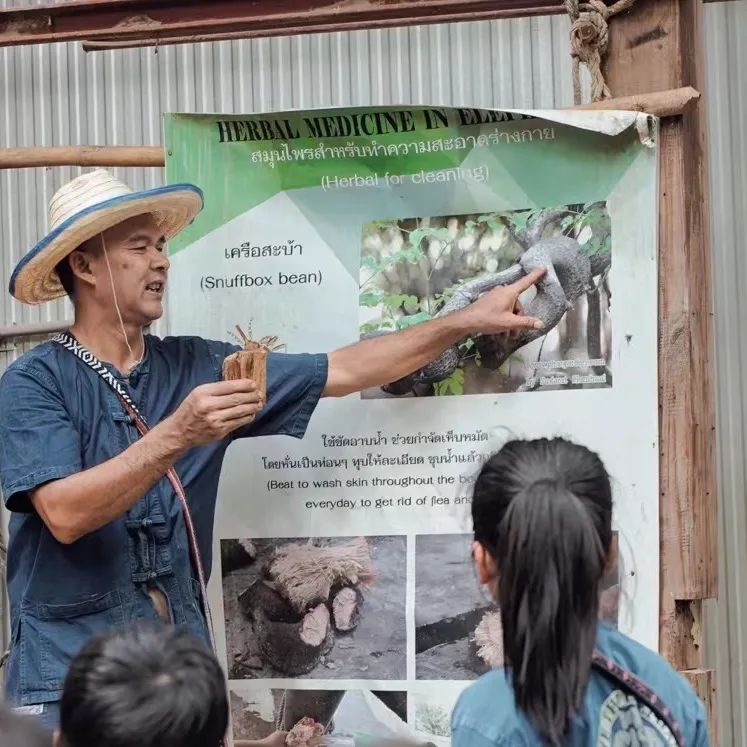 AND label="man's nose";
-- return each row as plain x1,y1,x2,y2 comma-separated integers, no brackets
151,248,170,271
